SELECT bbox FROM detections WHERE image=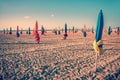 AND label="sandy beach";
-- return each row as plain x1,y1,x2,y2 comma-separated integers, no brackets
0,31,120,80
